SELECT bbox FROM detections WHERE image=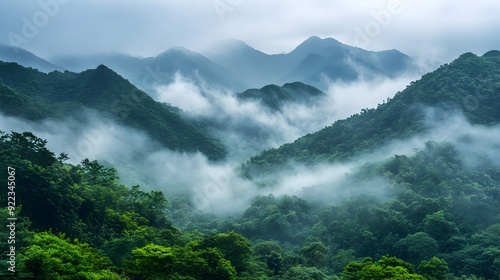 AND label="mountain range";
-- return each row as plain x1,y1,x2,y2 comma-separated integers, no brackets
1,37,500,279
1,36,416,94
243,51,500,176
206,36,415,90
0,62,227,160
0,43,63,73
